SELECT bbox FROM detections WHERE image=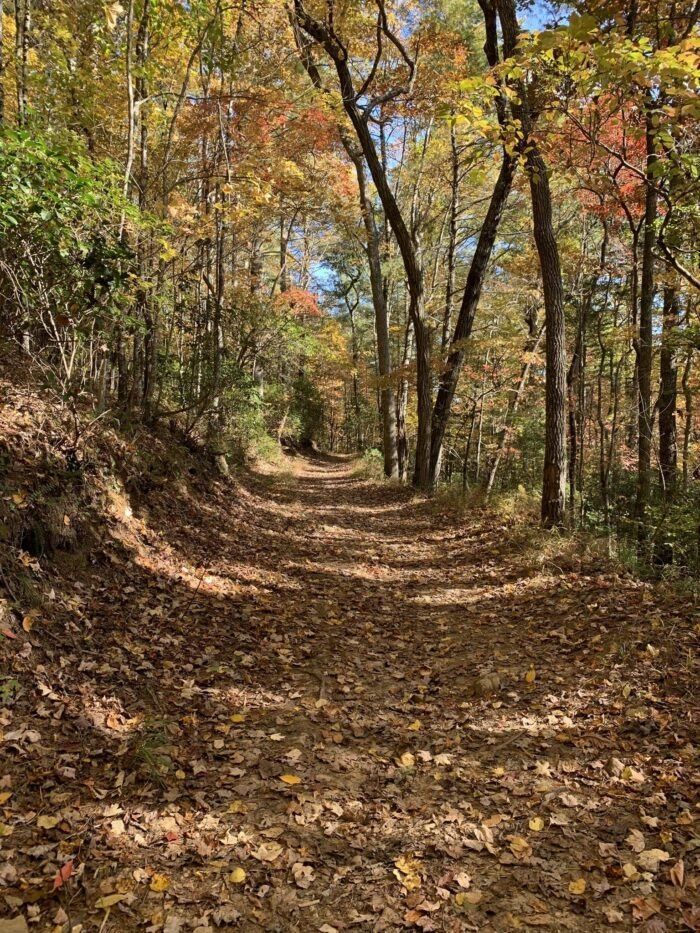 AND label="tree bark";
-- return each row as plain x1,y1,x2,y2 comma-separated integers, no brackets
496,0,568,527
428,0,517,490
658,286,679,496
633,110,657,548
14,0,30,126
429,153,516,487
